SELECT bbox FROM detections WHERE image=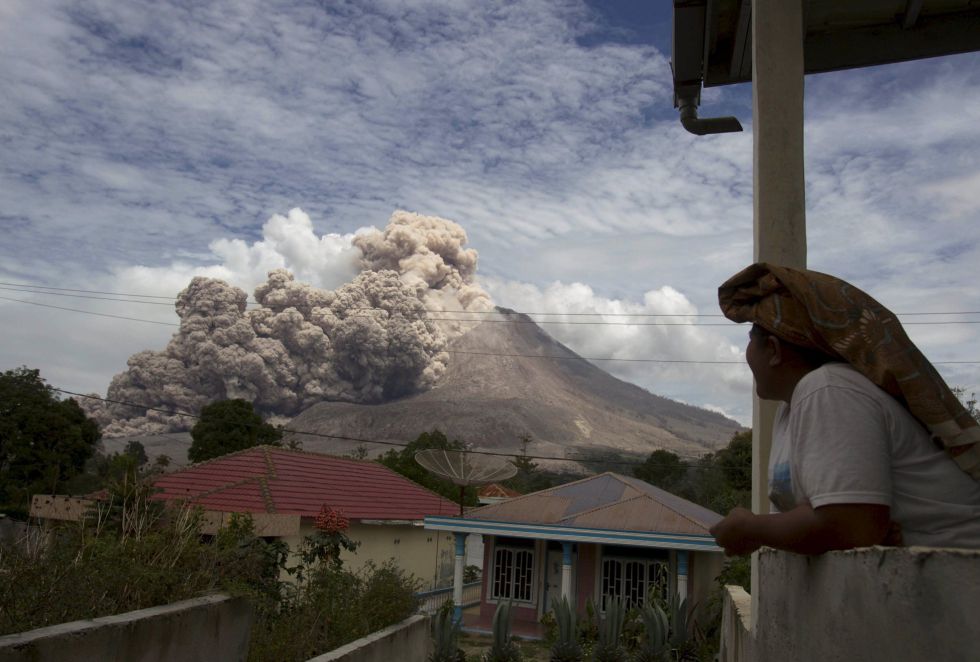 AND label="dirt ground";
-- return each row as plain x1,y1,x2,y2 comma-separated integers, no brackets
459,632,551,661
